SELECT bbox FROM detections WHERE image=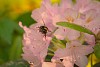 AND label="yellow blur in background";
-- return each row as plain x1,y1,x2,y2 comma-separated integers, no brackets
0,0,42,19
0,0,59,19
